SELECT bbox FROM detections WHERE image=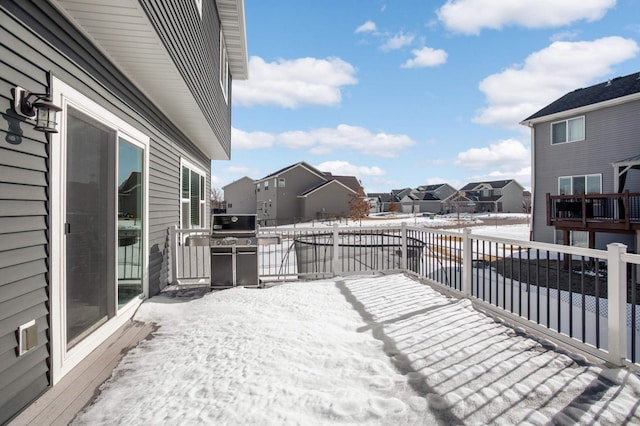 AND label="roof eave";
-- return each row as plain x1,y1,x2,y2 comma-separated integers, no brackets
51,0,247,160
520,91,640,127
217,0,249,80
